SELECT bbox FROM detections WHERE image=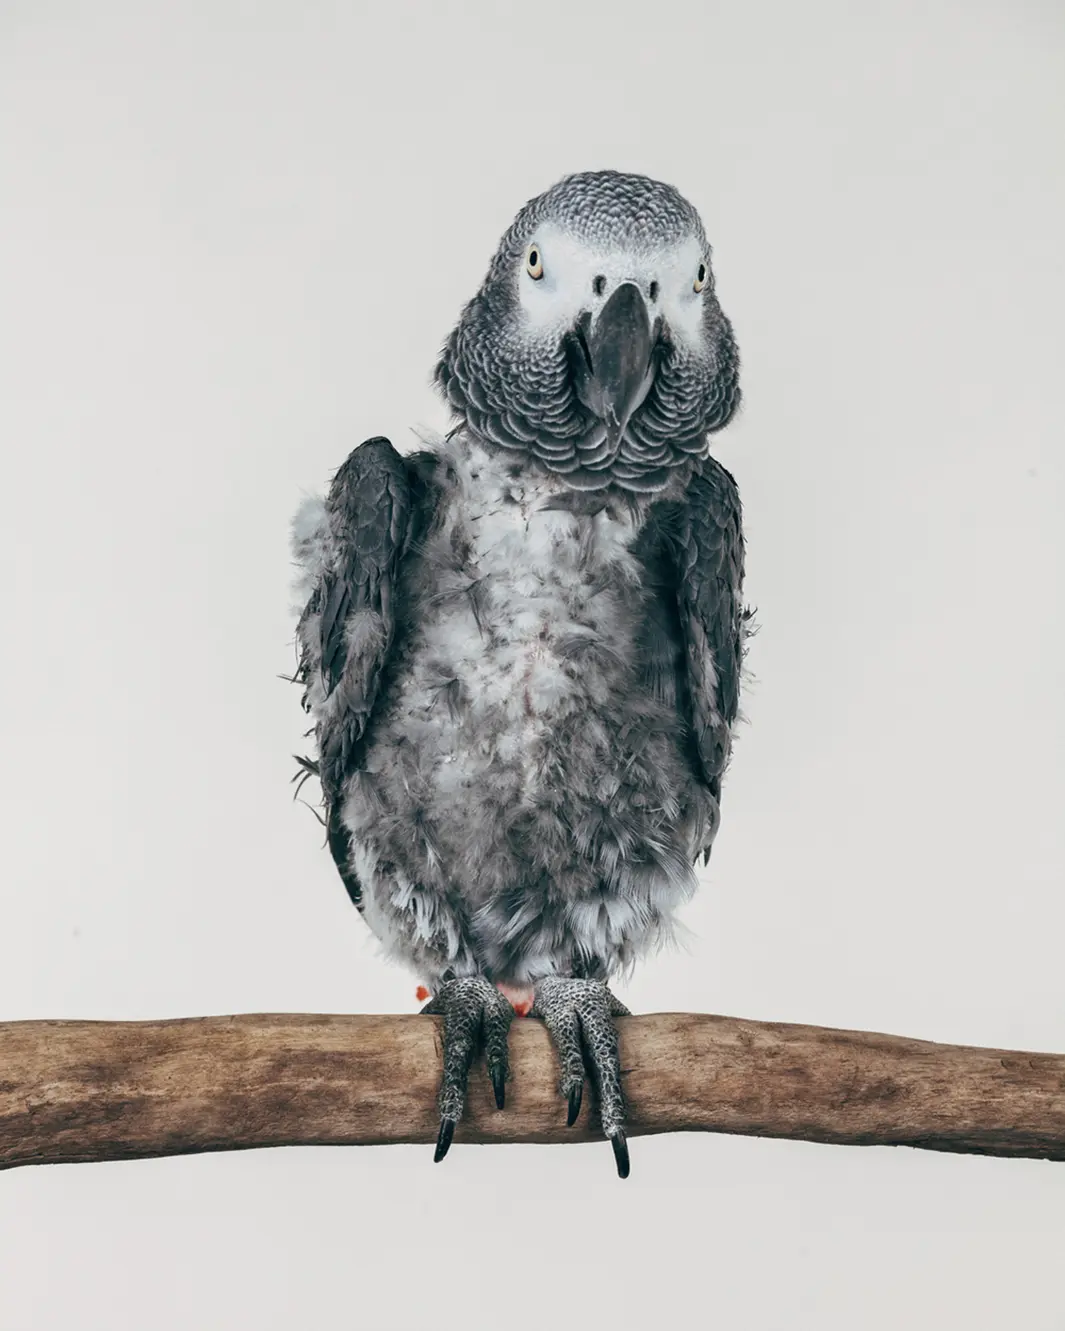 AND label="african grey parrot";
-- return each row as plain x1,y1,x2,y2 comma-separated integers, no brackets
290,170,748,1177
